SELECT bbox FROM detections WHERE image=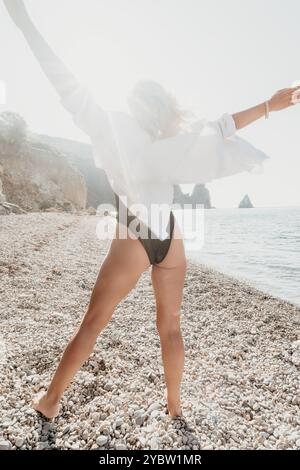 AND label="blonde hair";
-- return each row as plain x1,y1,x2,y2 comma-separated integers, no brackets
127,79,191,140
